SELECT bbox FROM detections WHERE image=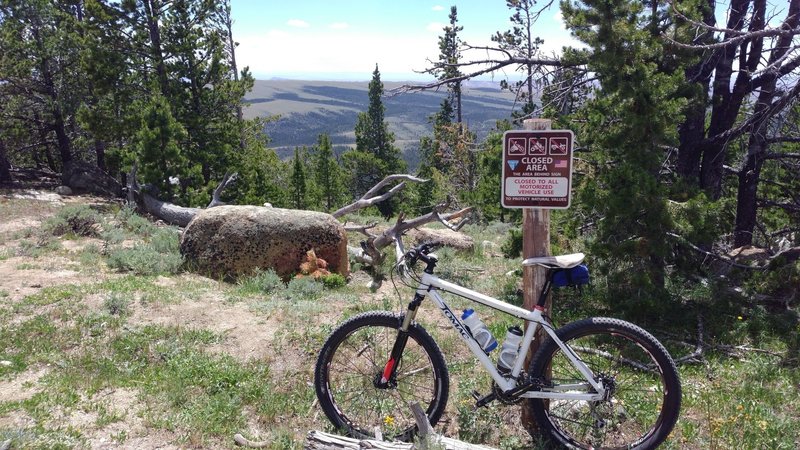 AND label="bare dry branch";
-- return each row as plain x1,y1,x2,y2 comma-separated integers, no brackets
208,171,238,207
390,52,577,96
343,222,378,236
673,316,705,365
666,232,768,270
664,25,800,50
331,174,426,218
